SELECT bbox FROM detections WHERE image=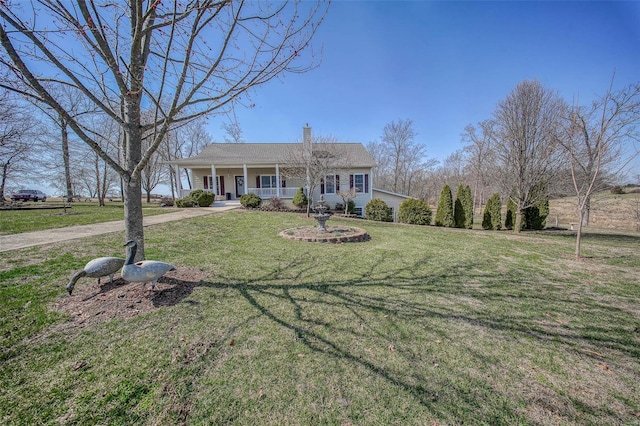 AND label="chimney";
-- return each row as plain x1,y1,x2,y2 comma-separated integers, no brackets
303,124,312,160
